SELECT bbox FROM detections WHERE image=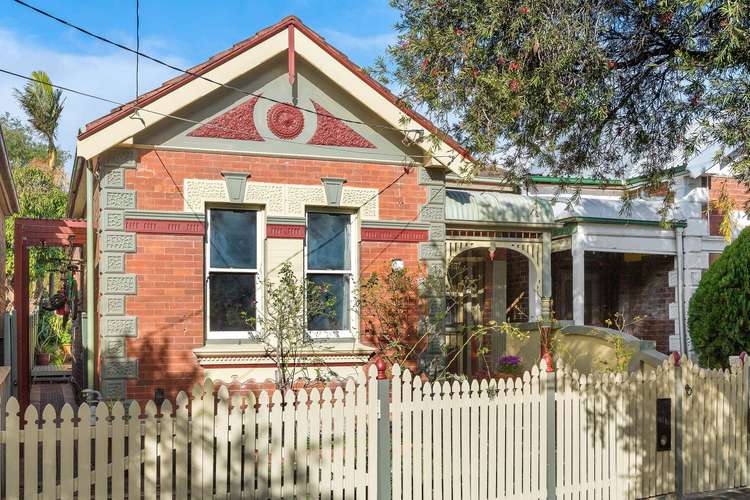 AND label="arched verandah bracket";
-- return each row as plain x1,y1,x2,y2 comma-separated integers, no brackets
13,218,87,410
